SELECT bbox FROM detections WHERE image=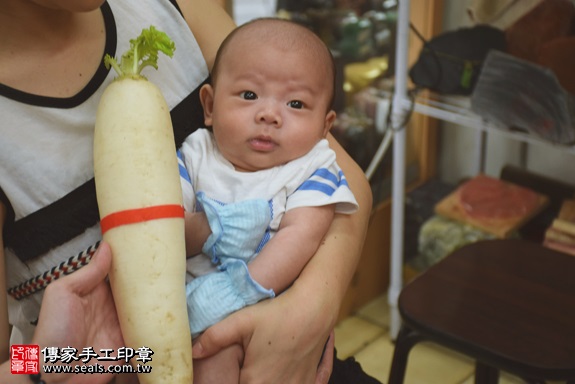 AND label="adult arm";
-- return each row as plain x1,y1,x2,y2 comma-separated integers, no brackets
194,134,373,384
177,0,236,71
